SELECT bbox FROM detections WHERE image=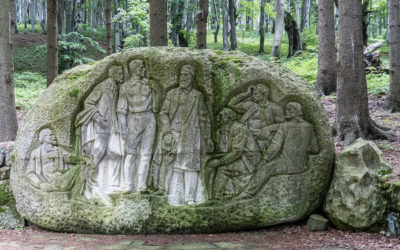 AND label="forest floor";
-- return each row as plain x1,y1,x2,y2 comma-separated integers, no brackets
0,223,400,249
